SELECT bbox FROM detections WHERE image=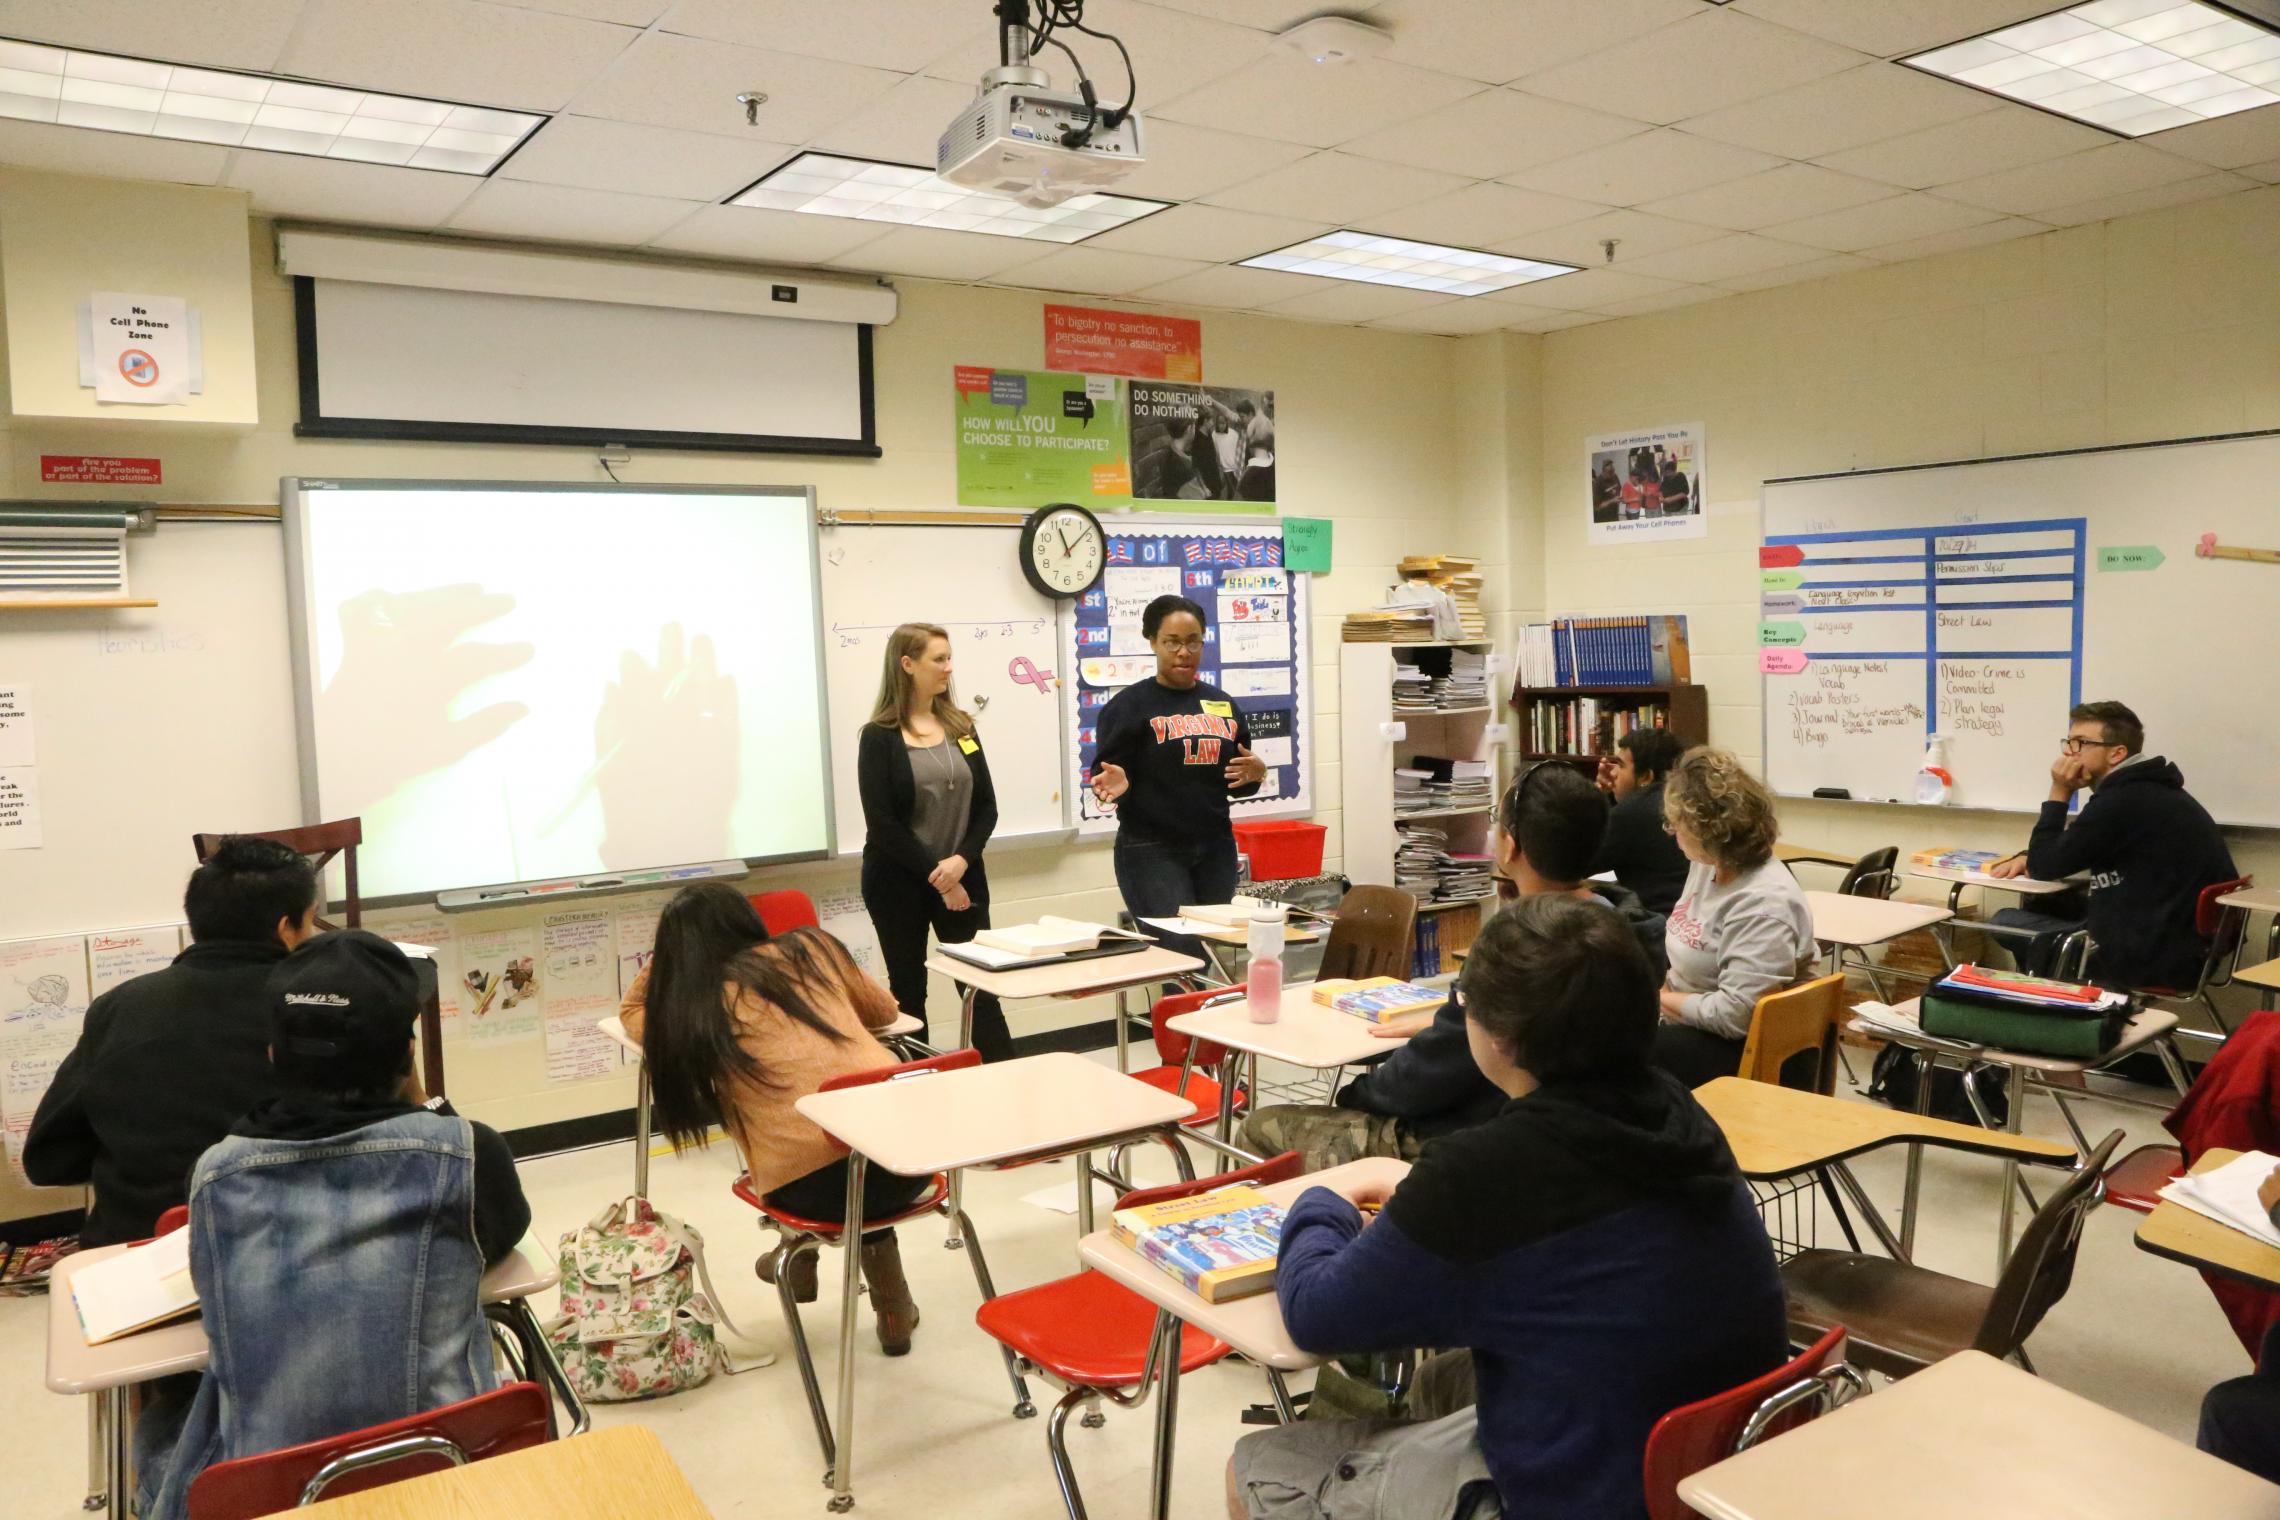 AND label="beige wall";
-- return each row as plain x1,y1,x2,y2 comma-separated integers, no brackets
0,185,1481,1221
1520,184,2280,1022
